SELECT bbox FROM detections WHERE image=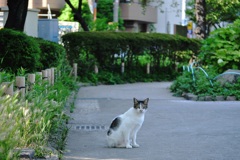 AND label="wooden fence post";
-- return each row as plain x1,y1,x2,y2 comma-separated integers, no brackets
27,74,35,91
121,62,125,74
94,64,98,74
51,68,55,85
16,76,25,97
42,70,48,82
47,69,52,85
73,63,78,80
1,82,13,96
146,63,150,74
